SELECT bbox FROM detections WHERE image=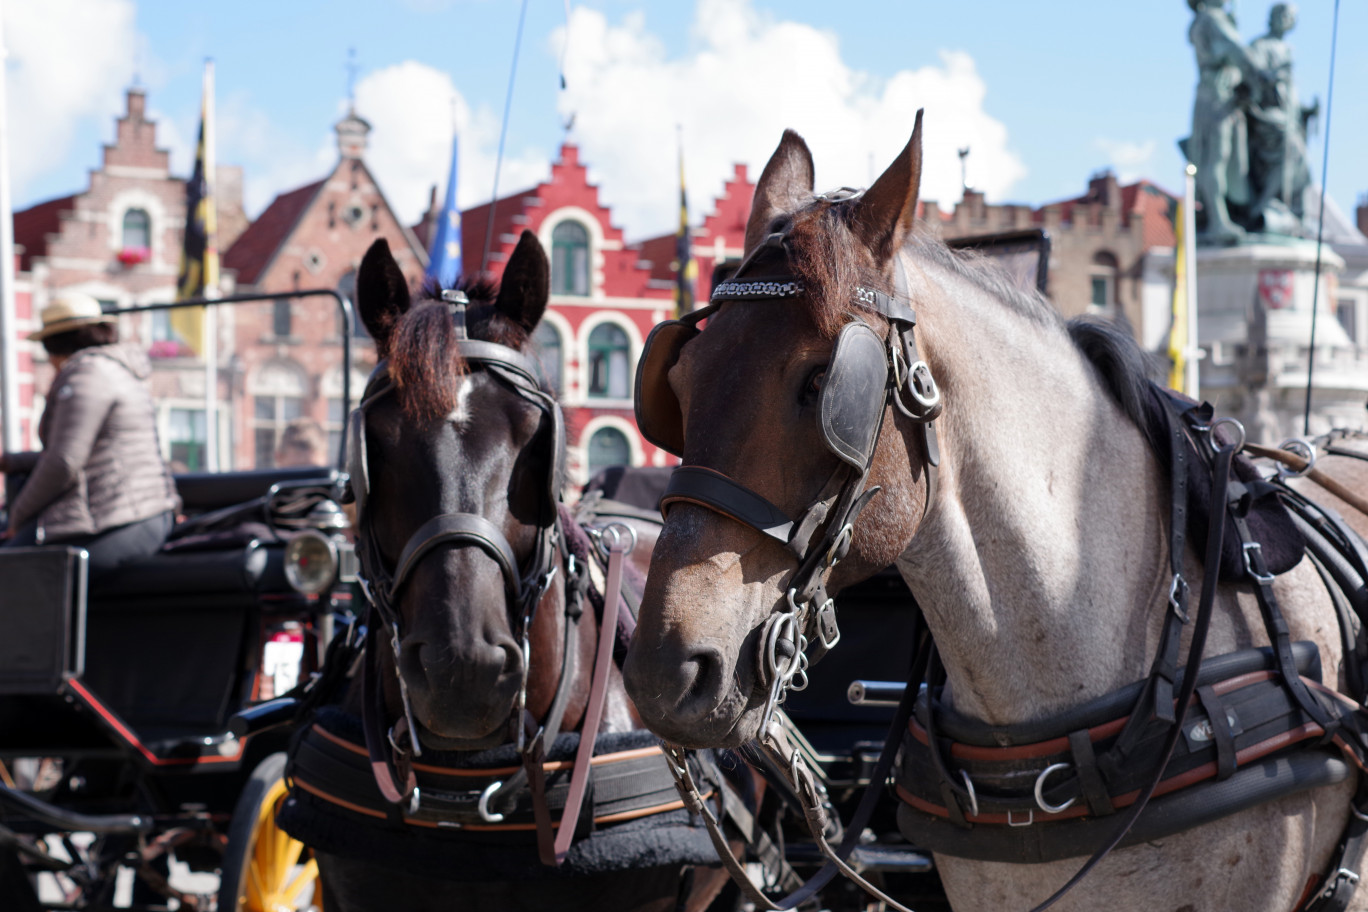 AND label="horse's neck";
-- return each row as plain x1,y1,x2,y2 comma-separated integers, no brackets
896,263,1171,725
